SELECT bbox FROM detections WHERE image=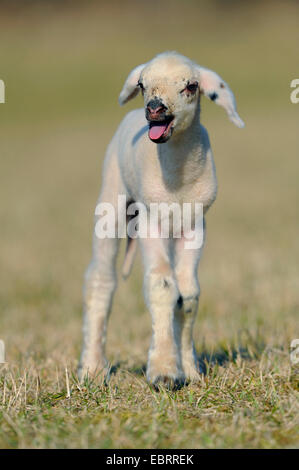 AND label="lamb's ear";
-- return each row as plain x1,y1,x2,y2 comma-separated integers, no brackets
118,63,146,105
197,67,244,128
